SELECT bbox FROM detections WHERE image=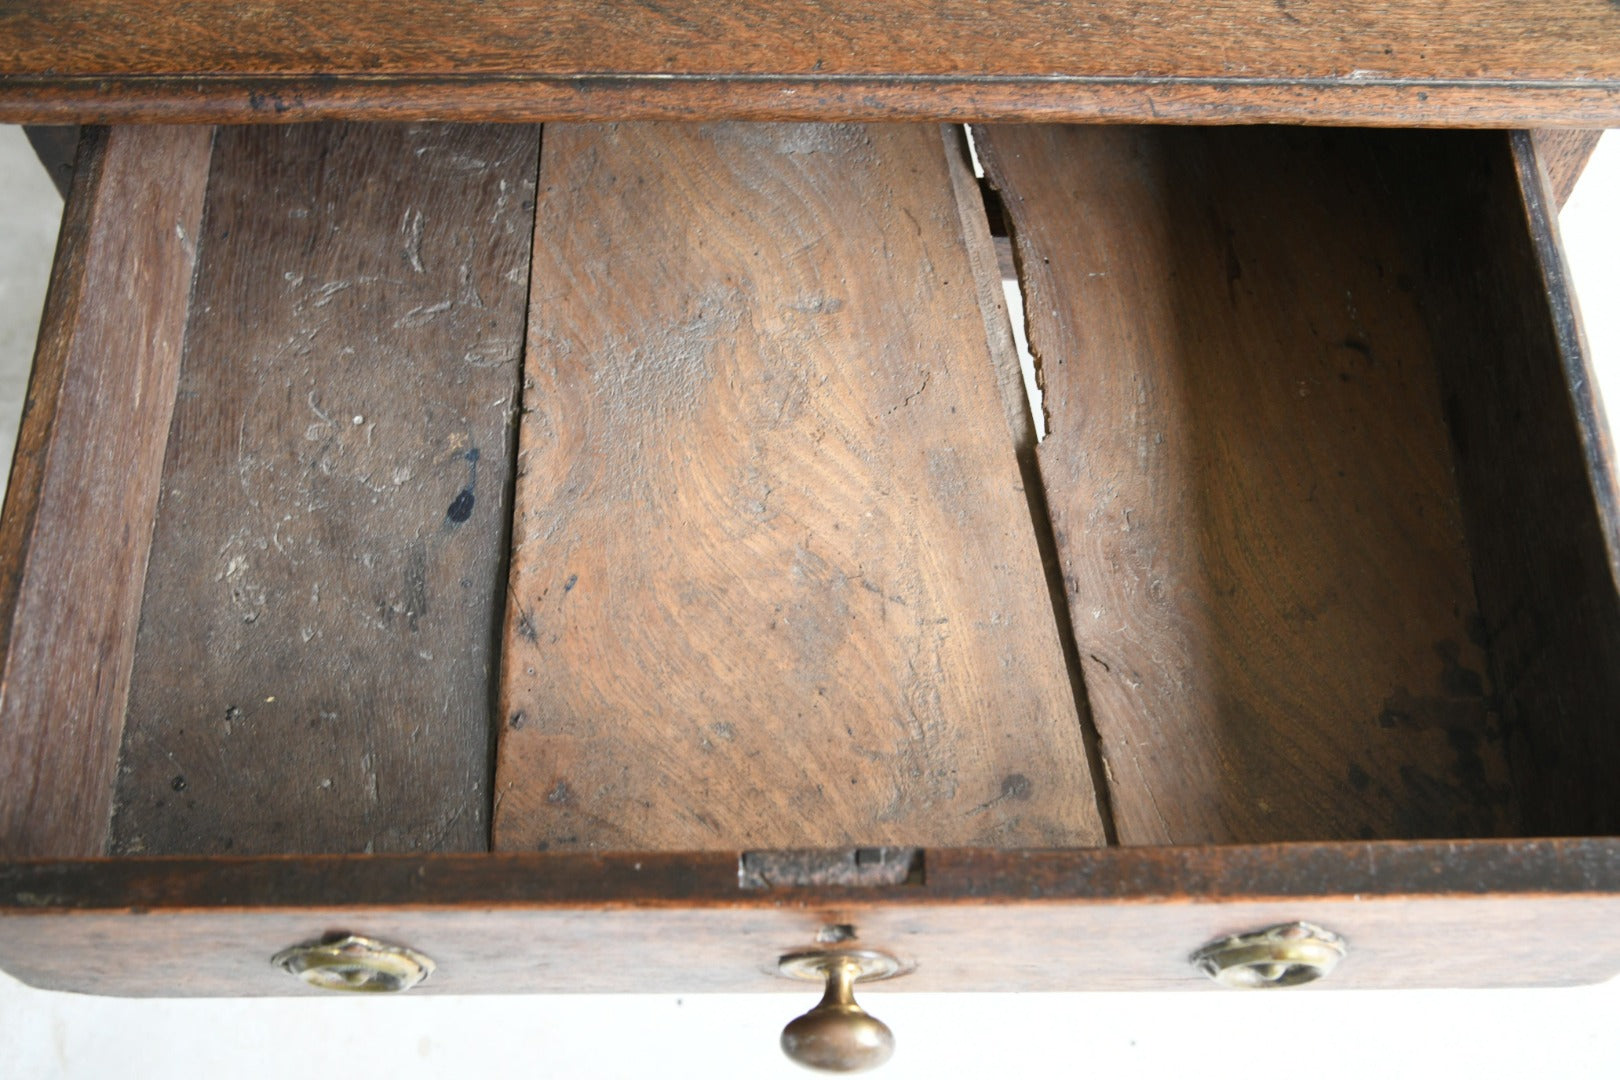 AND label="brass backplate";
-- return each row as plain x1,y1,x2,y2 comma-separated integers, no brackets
778,948,908,984
1191,922,1347,988
272,933,435,993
